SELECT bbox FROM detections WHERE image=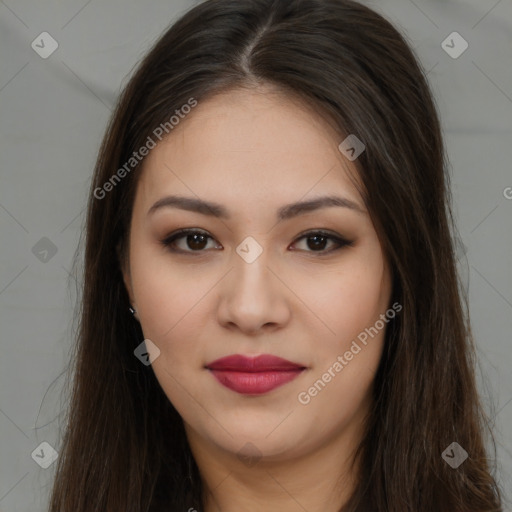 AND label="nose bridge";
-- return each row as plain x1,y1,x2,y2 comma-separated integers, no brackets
231,238,273,296
216,236,289,332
